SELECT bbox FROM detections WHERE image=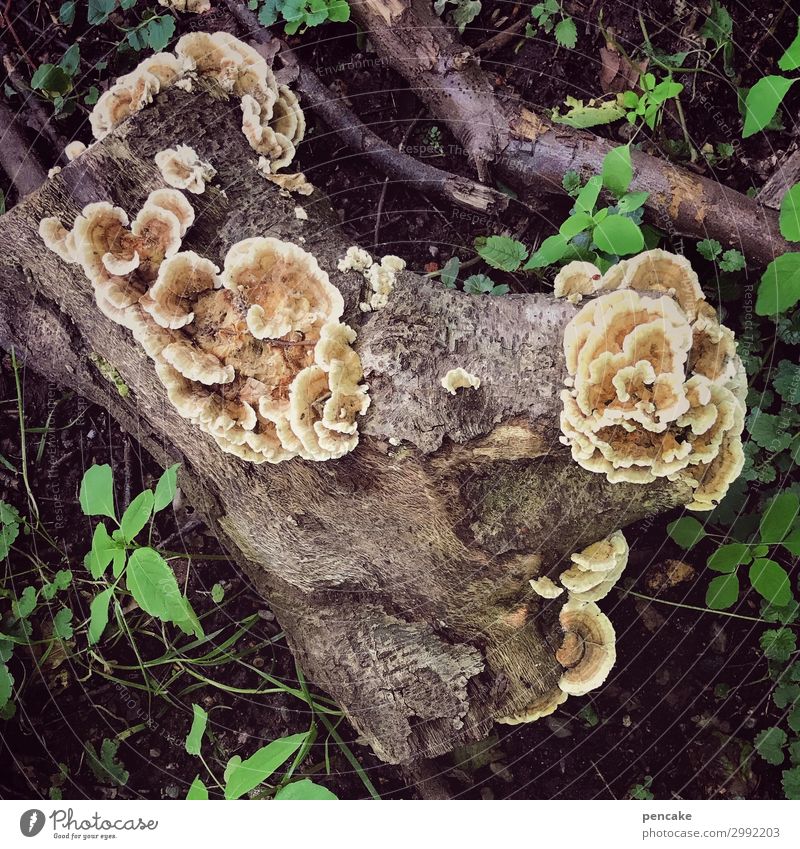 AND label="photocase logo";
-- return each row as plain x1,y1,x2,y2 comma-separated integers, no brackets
19,810,46,838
